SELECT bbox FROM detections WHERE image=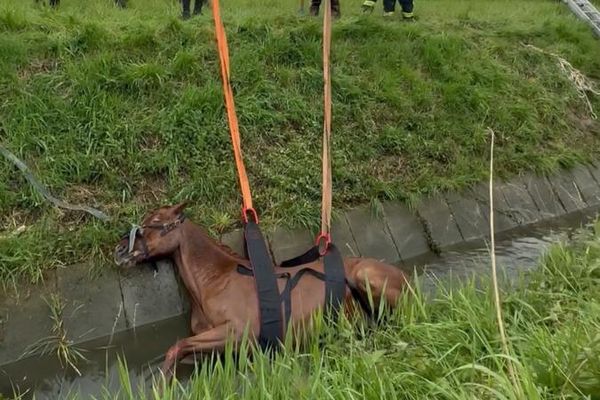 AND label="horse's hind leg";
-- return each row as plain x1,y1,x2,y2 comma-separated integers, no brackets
348,260,407,310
